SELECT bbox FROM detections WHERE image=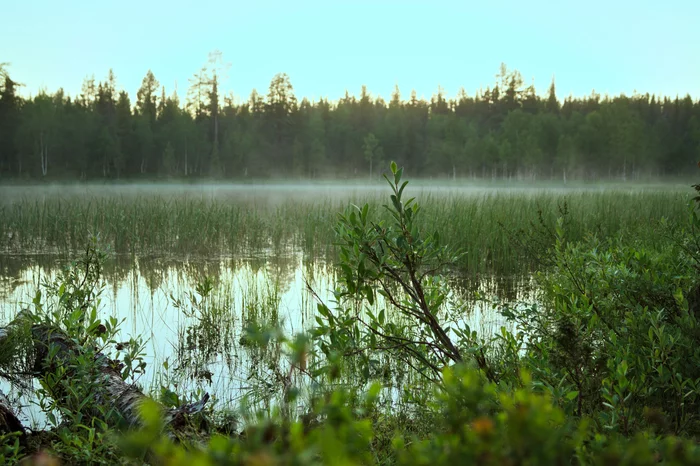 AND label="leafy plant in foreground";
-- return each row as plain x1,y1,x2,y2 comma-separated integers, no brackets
313,162,496,386
118,364,700,465
11,237,149,464
496,195,700,436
